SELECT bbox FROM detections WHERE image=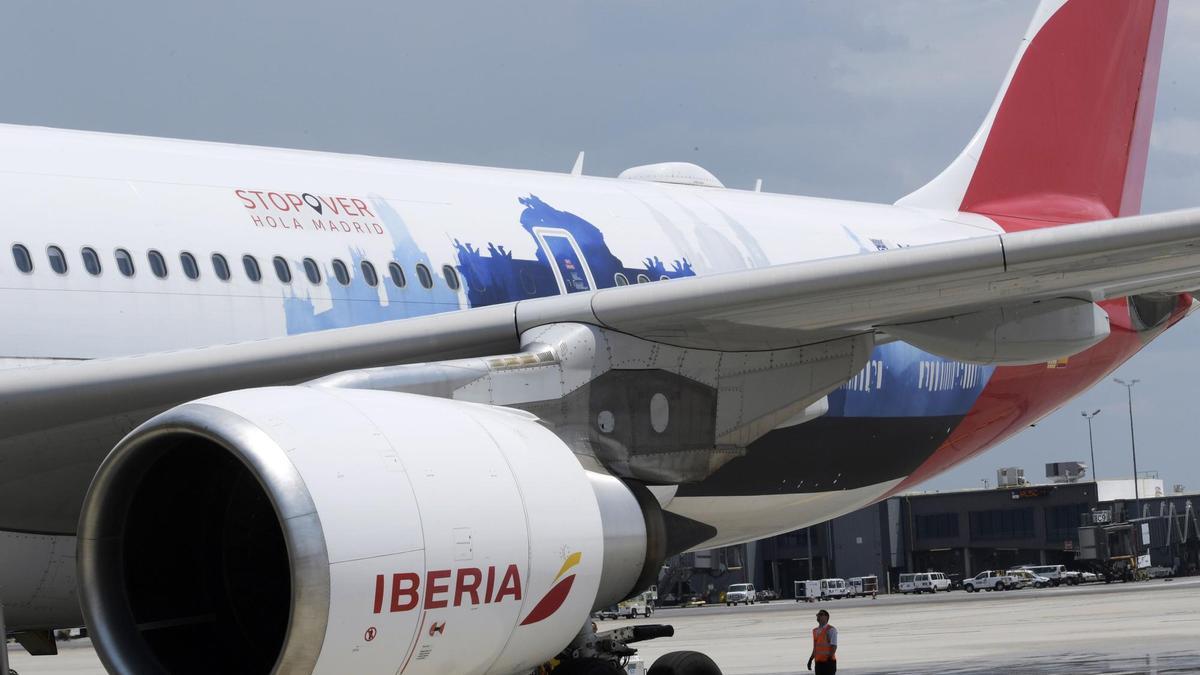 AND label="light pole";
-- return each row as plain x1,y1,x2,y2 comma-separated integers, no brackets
1113,378,1141,518
1081,409,1101,479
